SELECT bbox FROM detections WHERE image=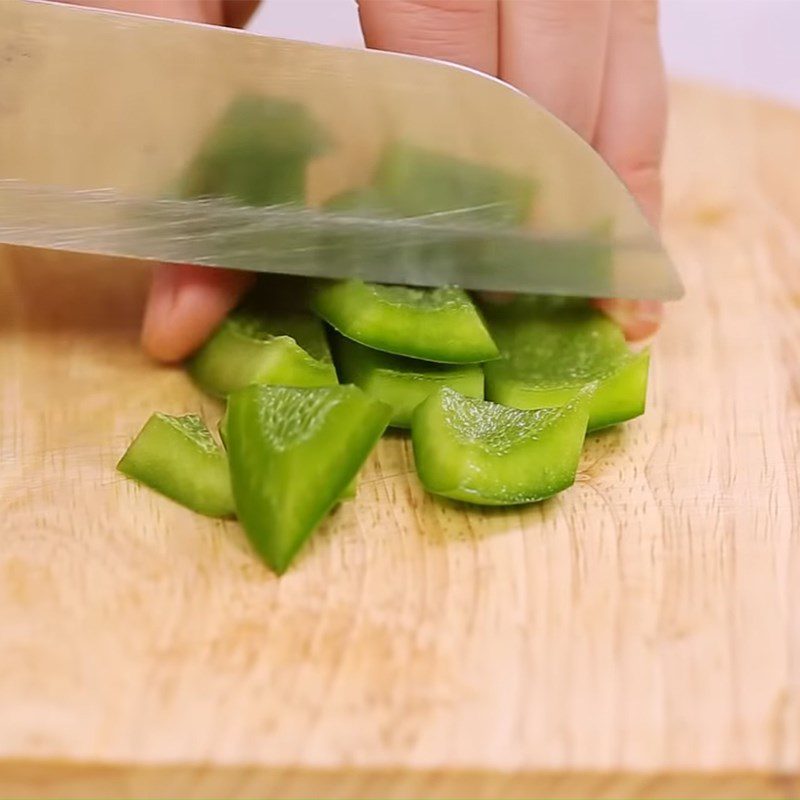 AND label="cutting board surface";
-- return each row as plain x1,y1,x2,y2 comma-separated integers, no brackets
1,84,799,799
